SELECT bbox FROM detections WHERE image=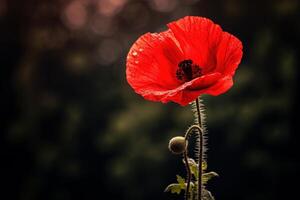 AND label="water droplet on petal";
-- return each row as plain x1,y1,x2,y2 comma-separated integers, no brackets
132,51,138,56
134,60,139,64
138,48,143,52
